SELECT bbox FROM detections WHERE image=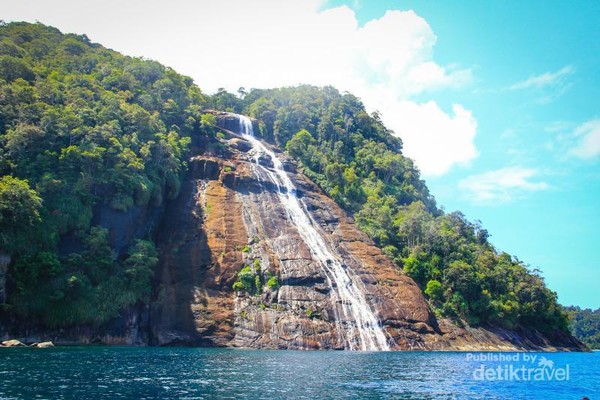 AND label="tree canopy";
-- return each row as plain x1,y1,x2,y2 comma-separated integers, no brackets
0,22,211,325
0,175,42,254
564,306,600,349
